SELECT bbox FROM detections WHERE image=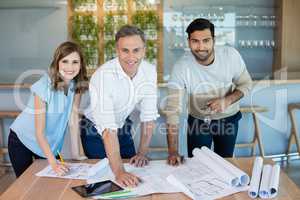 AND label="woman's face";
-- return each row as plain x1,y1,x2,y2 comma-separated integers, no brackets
58,51,81,83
